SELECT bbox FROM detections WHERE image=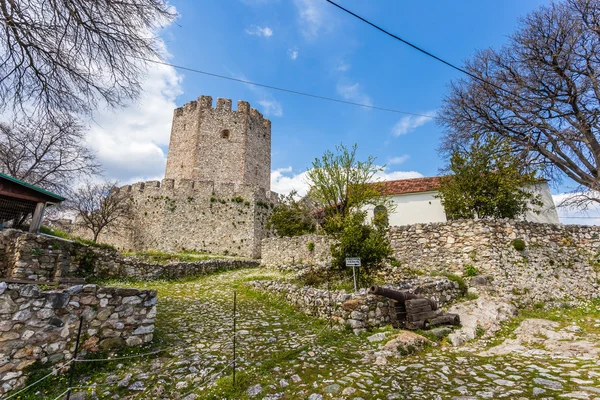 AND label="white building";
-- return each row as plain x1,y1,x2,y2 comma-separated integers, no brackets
366,176,560,226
